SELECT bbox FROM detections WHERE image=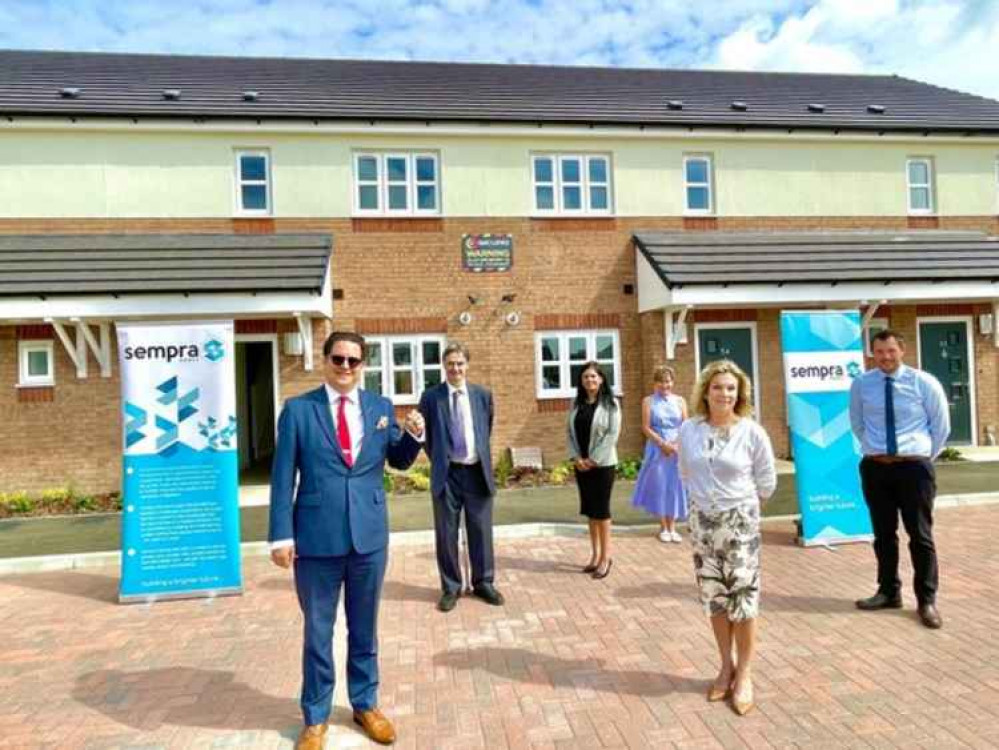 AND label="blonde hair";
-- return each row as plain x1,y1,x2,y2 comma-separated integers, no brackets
652,364,676,383
691,359,754,419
